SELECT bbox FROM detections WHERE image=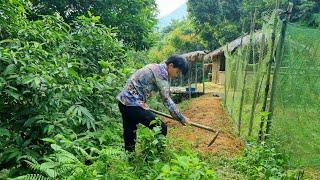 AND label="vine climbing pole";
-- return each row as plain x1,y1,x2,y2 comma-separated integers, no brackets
258,0,280,141
223,2,293,140
237,8,257,136
265,3,293,139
